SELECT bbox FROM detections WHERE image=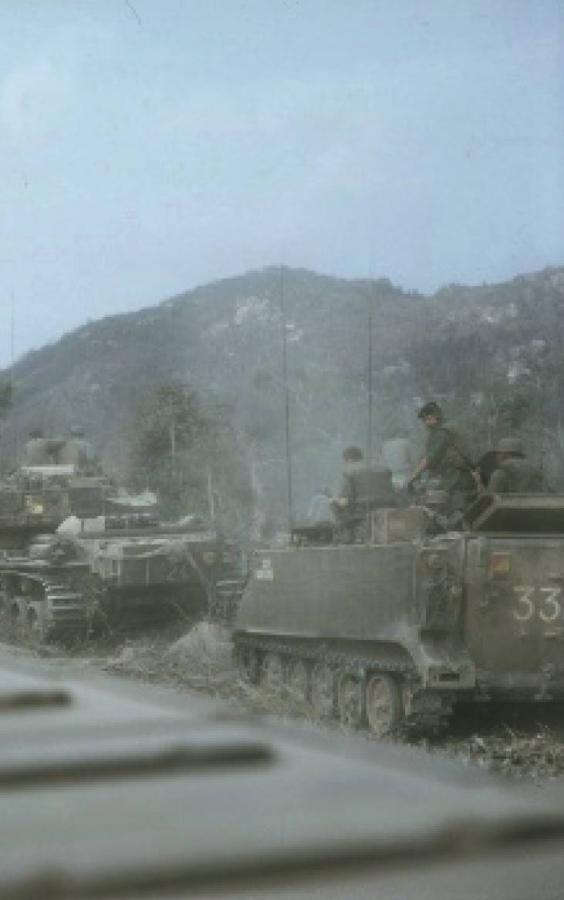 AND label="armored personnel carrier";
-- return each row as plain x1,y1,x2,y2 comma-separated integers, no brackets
234,492,564,735
0,434,233,643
